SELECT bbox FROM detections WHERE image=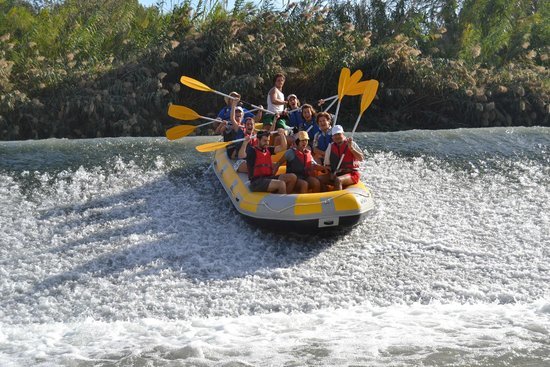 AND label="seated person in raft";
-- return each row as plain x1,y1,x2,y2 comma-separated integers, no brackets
212,91,255,133
232,116,257,173
266,113,293,149
239,129,297,194
274,131,328,193
284,94,303,129
233,113,293,174
312,111,333,165
298,104,321,150
277,94,302,148
217,91,257,121
318,125,364,191
216,98,262,160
